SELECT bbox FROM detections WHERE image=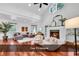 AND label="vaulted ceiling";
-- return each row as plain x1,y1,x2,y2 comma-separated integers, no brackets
0,3,52,24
